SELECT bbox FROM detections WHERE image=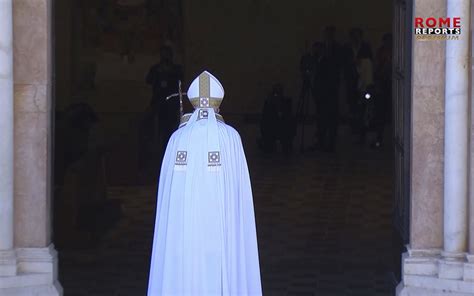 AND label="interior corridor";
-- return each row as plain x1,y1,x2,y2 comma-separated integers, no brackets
58,123,395,296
